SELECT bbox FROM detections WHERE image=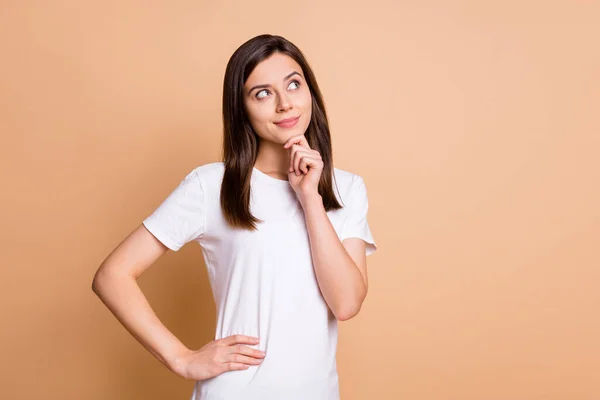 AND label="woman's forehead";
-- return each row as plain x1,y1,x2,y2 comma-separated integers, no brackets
245,53,303,86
